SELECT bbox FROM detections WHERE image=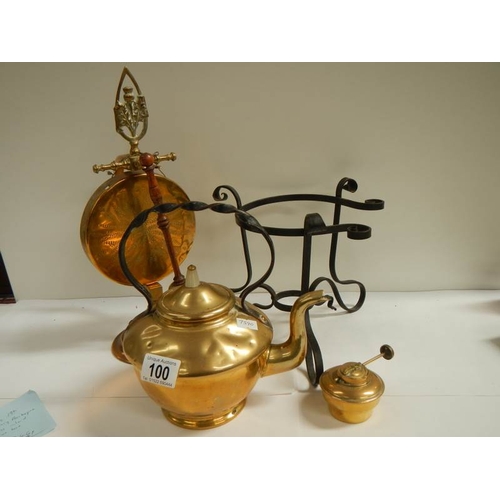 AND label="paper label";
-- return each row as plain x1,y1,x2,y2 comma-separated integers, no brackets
237,317,258,330
0,390,56,437
141,354,181,389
